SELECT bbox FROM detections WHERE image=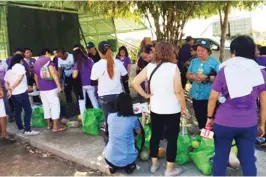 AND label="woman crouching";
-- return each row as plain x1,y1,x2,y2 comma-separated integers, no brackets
104,93,141,174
